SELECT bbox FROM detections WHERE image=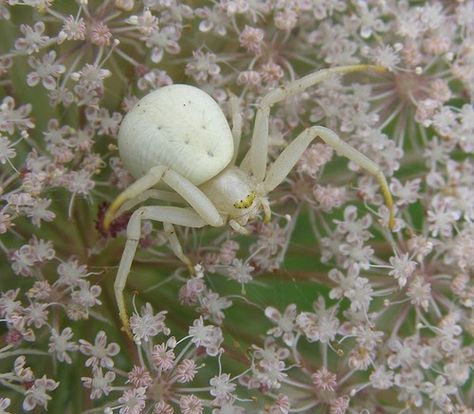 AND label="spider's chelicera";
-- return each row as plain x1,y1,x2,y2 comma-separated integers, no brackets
103,64,395,337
